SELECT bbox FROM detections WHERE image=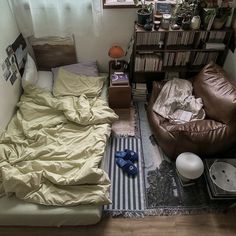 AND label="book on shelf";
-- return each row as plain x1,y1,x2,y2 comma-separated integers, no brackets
111,72,129,85
205,43,226,50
